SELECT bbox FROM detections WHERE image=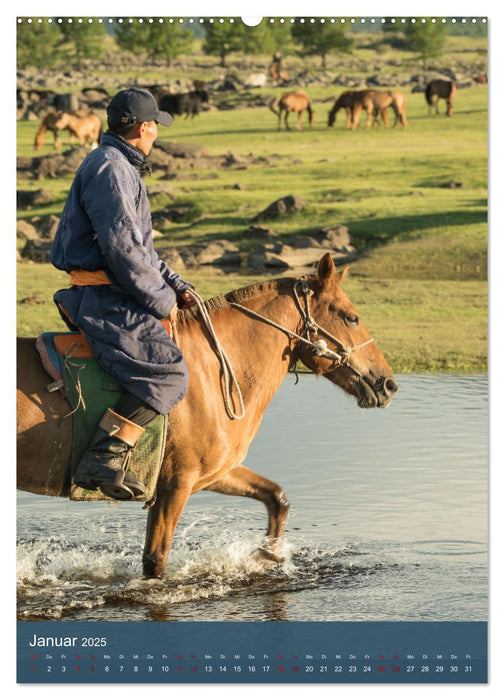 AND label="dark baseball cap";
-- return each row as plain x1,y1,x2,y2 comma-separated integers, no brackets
107,87,173,128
